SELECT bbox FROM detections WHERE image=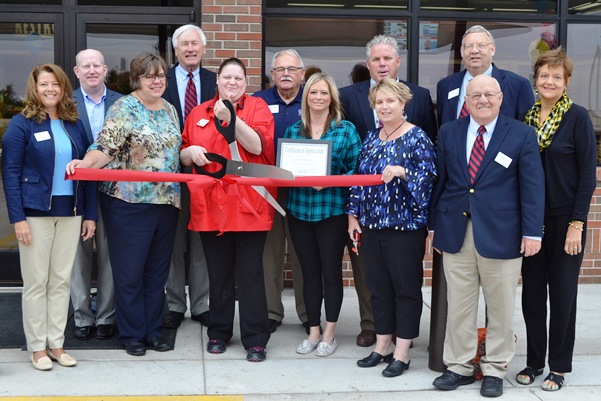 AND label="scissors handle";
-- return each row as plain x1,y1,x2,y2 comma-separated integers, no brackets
193,153,228,179
214,99,236,144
